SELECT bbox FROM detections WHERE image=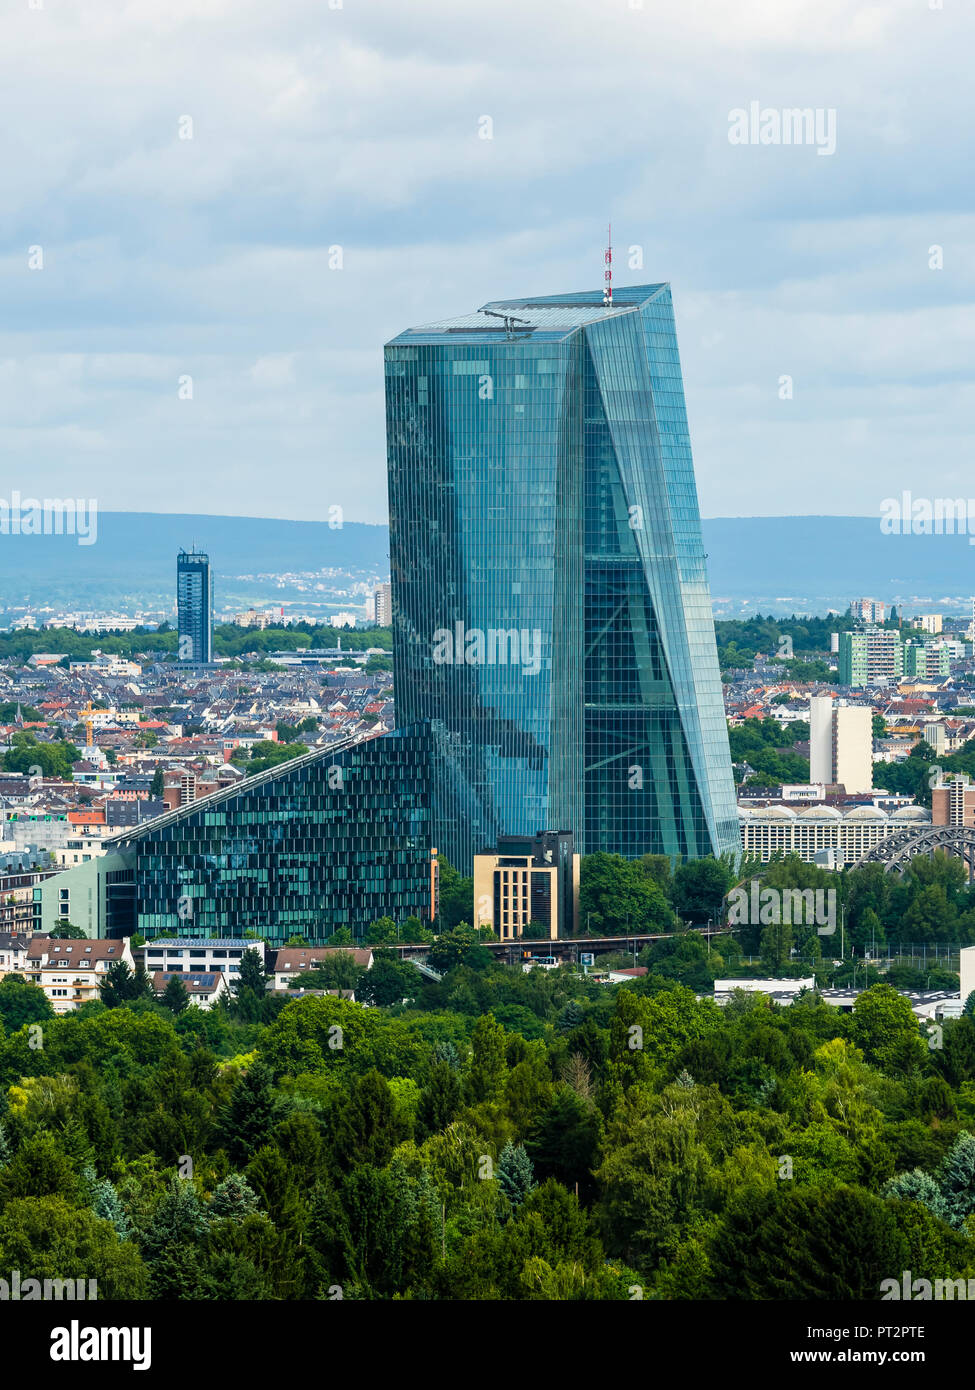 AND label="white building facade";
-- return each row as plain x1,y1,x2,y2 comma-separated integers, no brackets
739,804,931,865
